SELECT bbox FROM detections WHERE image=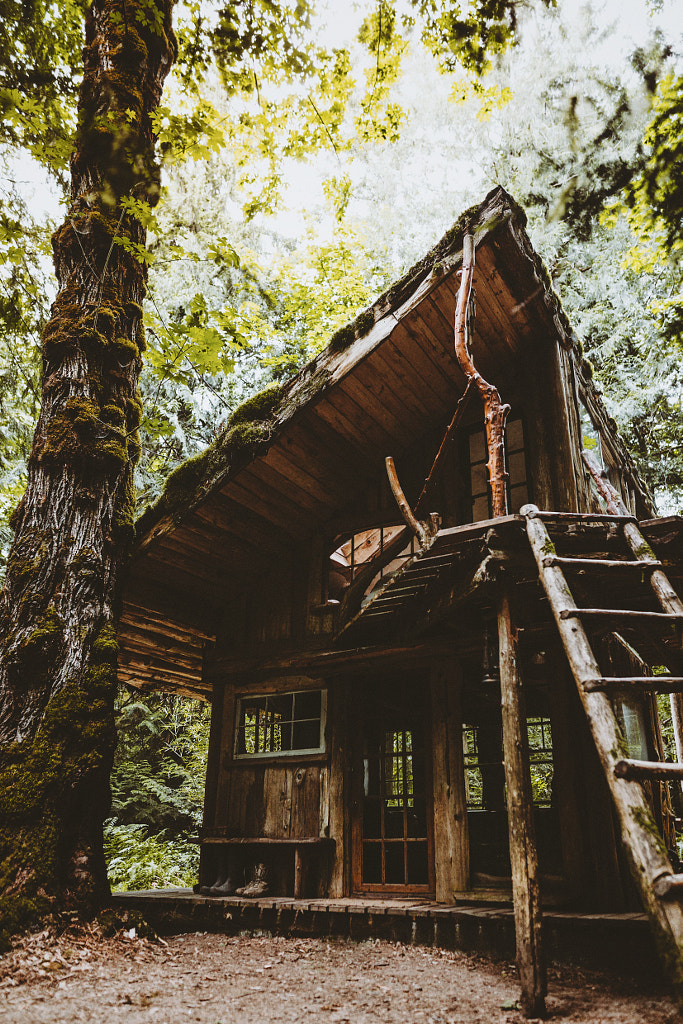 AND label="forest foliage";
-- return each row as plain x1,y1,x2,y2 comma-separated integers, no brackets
1,0,682,887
